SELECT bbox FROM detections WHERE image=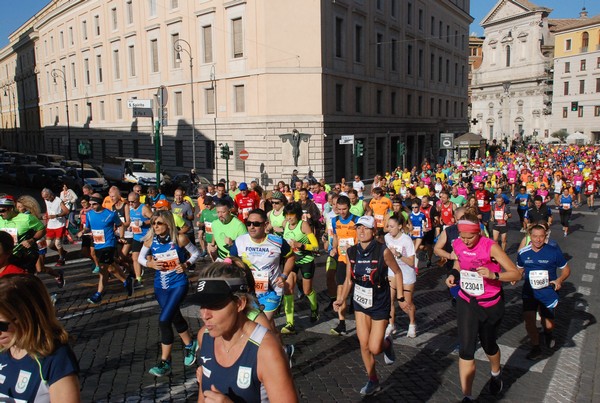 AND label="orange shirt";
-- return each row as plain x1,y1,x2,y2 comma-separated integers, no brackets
369,197,393,228
333,215,358,264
